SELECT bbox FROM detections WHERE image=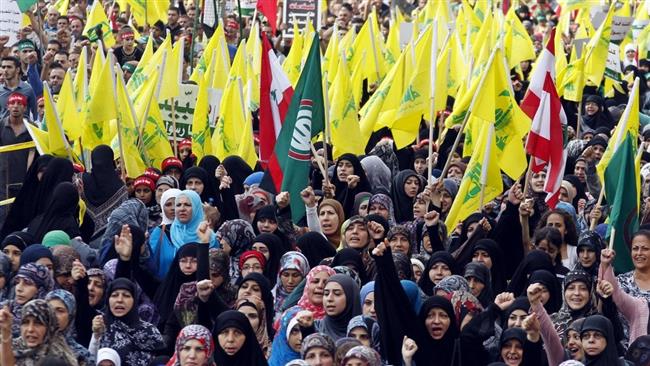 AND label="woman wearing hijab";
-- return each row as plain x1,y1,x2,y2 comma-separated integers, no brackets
154,243,199,333
342,345,382,366
222,156,254,195
296,231,336,268
418,251,458,296
306,198,345,249
464,262,493,308
149,188,182,279
252,205,293,251
581,94,615,131
236,296,270,356
26,182,82,242
0,254,10,302
0,299,77,366
580,315,629,365
234,273,275,339
390,169,425,224
272,251,310,317
251,232,286,287
301,333,336,365
466,239,507,295
494,327,544,366
367,193,396,226
575,231,603,278
269,307,303,366
330,154,371,217
97,198,148,261
44,289,92,365
502,297,531,330
360,155,392,193
212,310,267,365
216,219,255,281
297,265,336,321
165,324,214,366
311,274,361,341
347,315,381,351
353,192,372,217
507,250,557,297
0,231,35,274
549,270,597,338
5,263,54,337
433,275,470,296
331,248,368,285
81,145,129,240
526,269,562,314
91,278,164,366
180,166,220,206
